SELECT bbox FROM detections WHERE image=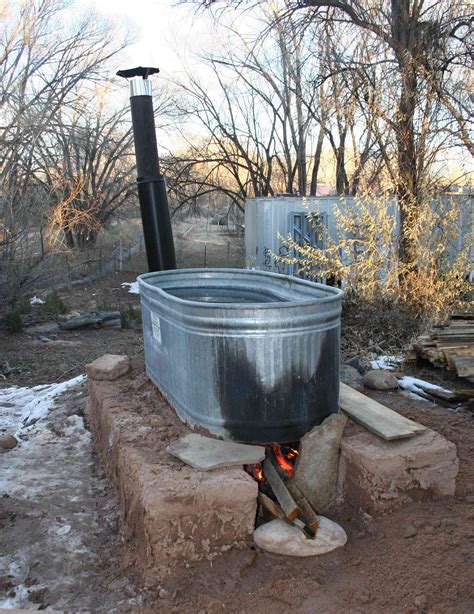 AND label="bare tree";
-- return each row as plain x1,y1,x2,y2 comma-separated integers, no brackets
190,0,472,279
36,95,135,248
0,0,129,306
